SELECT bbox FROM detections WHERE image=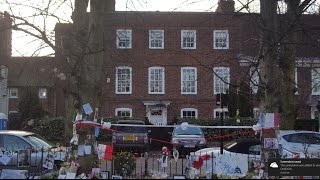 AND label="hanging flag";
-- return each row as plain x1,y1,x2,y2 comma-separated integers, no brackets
104,145,113,161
